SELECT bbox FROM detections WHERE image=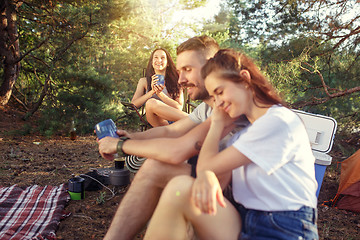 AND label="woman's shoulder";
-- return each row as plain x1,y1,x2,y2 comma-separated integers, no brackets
252,106,295,130
273,106,298,118
265,106,304,130
137,77,148,87
138,77,147,83
266,105,293,118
